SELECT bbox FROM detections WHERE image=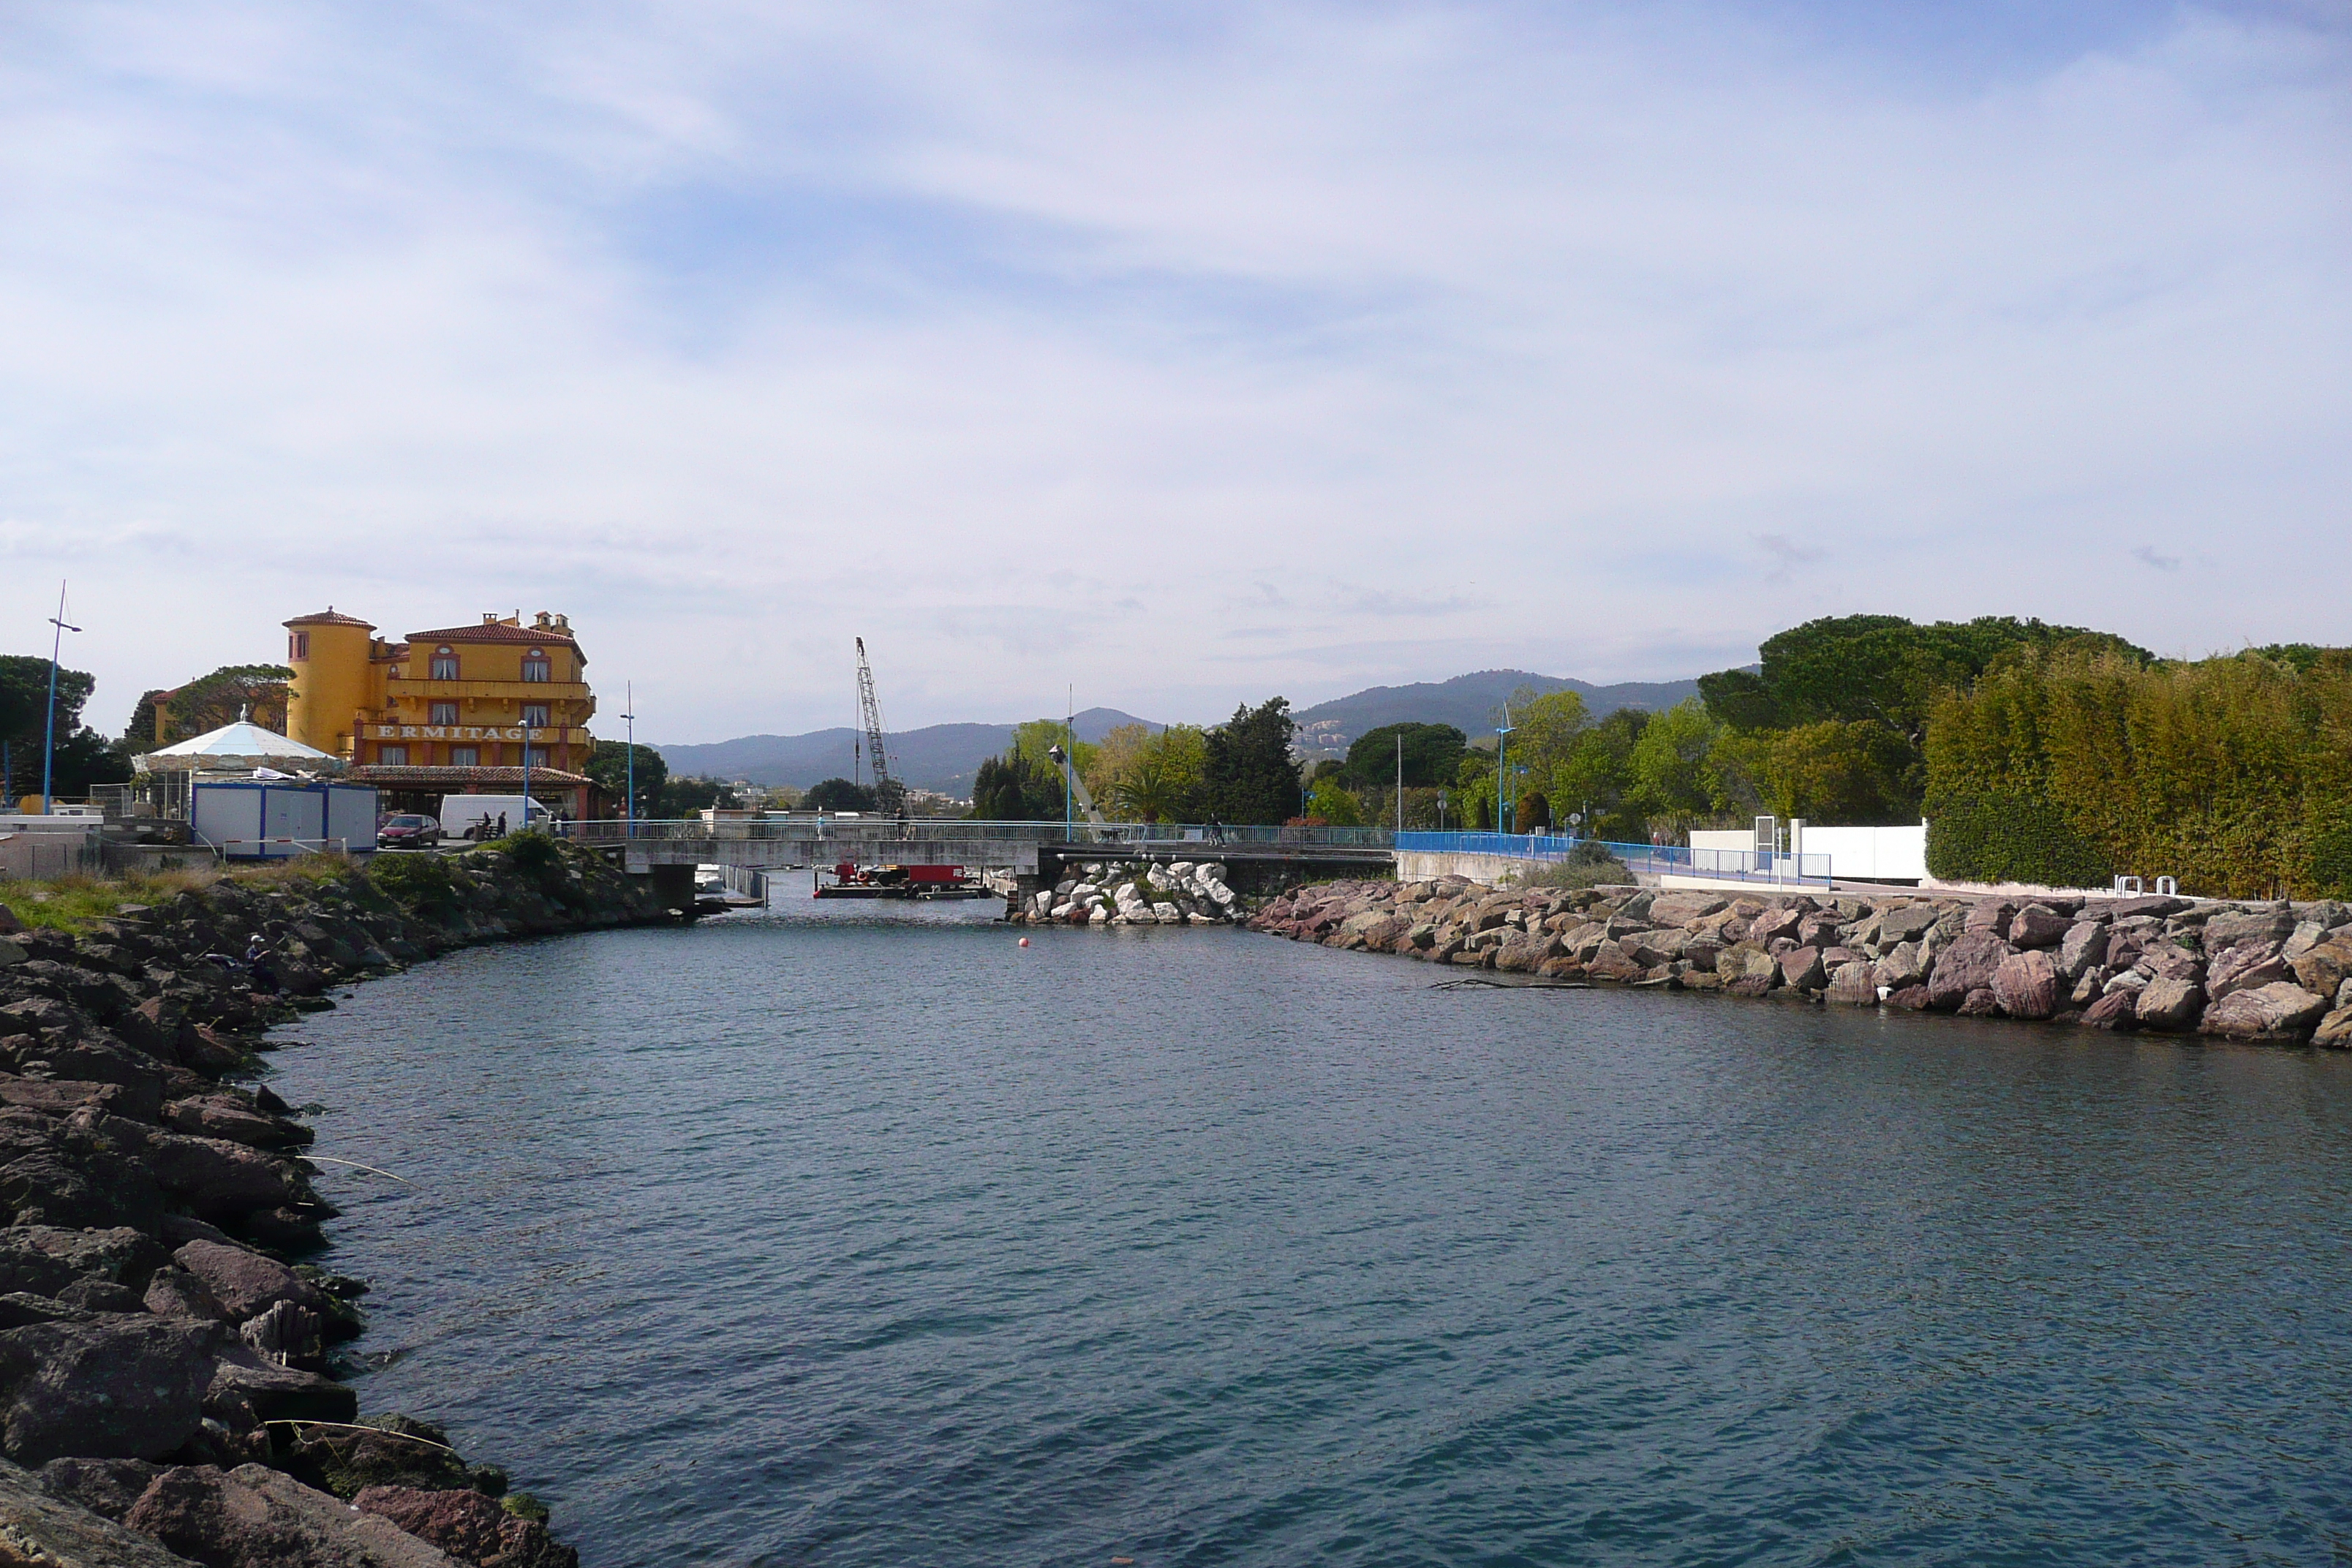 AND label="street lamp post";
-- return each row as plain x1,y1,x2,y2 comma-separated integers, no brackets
622,682,636,837
39,581,81,815
520,719,532,834
1494,721,1516,836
